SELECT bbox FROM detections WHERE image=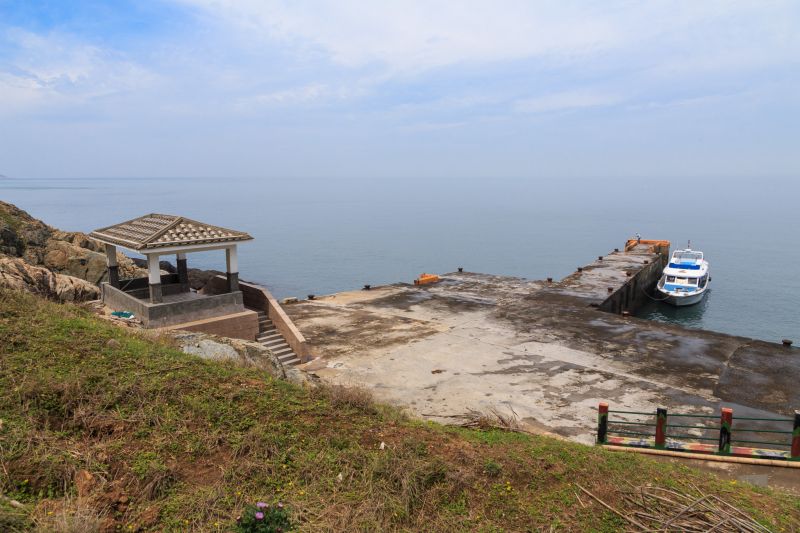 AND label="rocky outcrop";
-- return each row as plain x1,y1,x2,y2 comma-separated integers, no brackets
171,331,286,377
0,256,100,302
0,201,146,293
169,331,315,386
